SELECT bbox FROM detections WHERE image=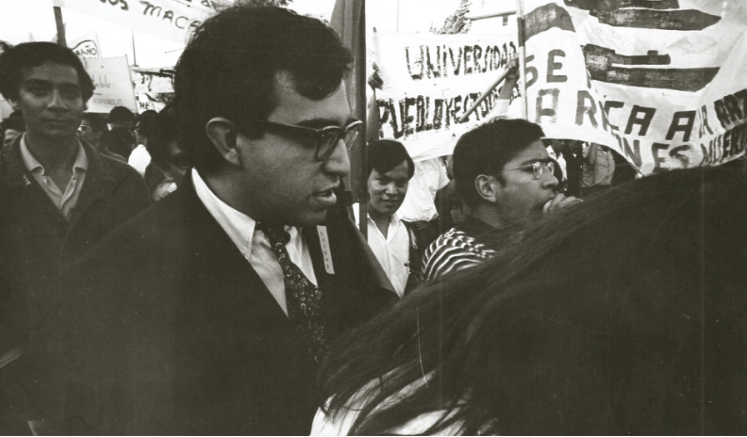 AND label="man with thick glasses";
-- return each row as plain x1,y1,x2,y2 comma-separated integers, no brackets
422,118,581,281
21,5,397,435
